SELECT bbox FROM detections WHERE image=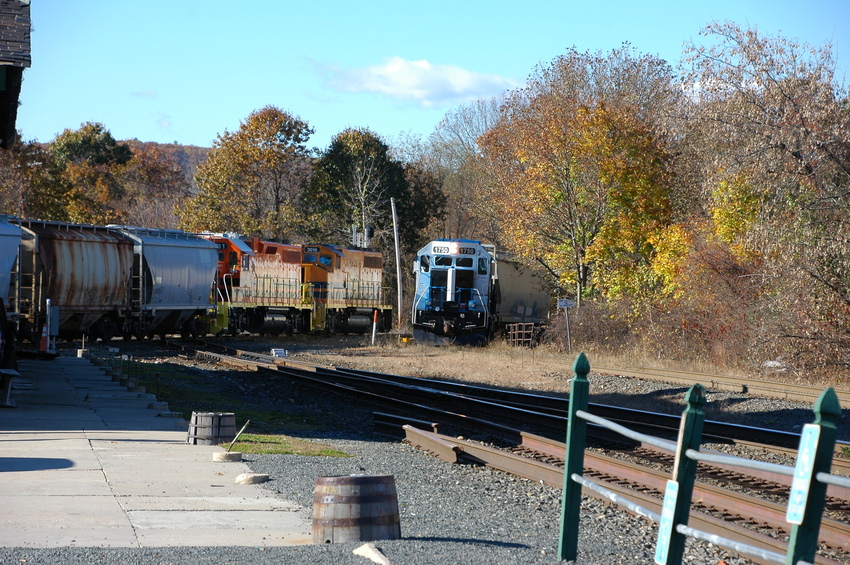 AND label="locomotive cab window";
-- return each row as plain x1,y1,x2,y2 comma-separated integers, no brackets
419,255,430,273
456,257,473,268
319,254,332,267
303,253,317,263
435,256,452,266
478,258,488,275
456,269,474,289
431,269,447,288
229,251,238,268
